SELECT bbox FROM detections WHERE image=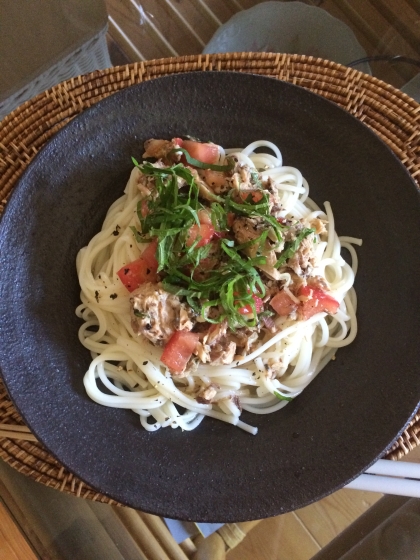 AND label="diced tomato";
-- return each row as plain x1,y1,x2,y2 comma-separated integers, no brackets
239,190,264,203
270,290,298,316
186,223,215,248
140,238,159,269
182,140,220,164
161,331,199,373
140,199,150,218
298,286,339,320
116,257,158,292
238,294,264,315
